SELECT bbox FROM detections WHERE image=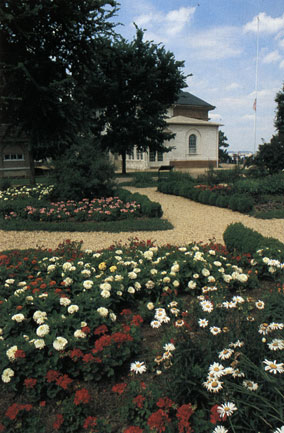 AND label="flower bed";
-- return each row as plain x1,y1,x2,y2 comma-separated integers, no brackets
0,239,283,432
